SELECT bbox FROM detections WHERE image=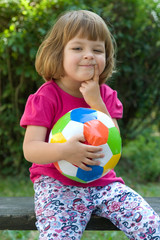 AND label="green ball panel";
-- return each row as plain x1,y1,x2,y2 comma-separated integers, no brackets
52,112,71,135
107,127,122,155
